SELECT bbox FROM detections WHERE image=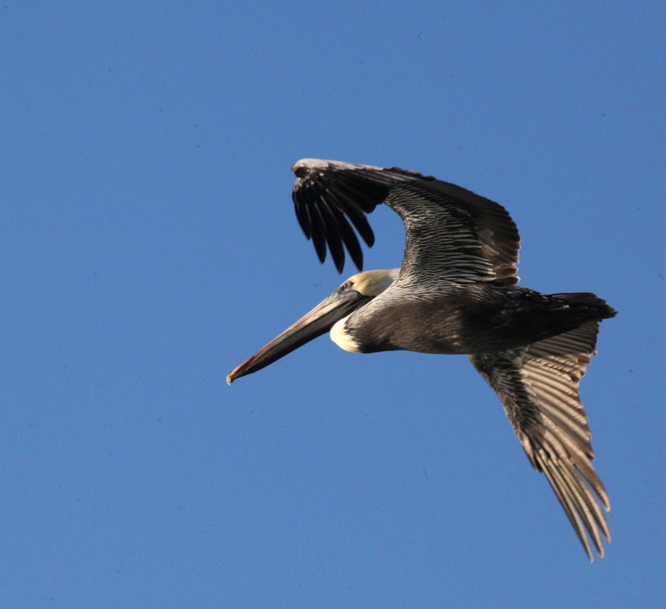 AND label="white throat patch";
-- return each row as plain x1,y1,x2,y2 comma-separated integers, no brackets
330,315,361,352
